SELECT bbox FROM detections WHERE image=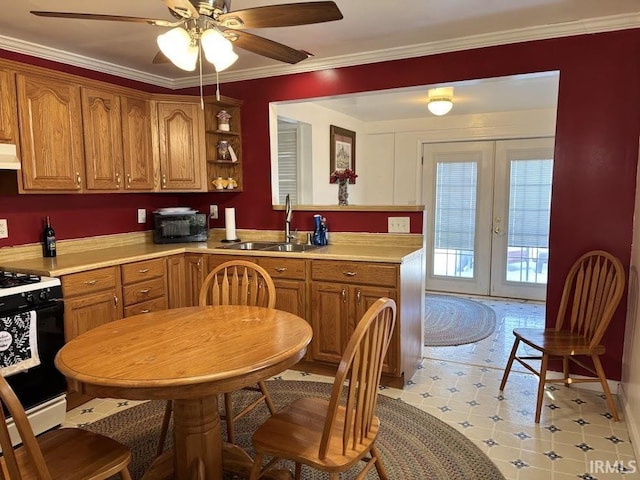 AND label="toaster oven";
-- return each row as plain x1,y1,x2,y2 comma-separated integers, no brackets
153,210,208,244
